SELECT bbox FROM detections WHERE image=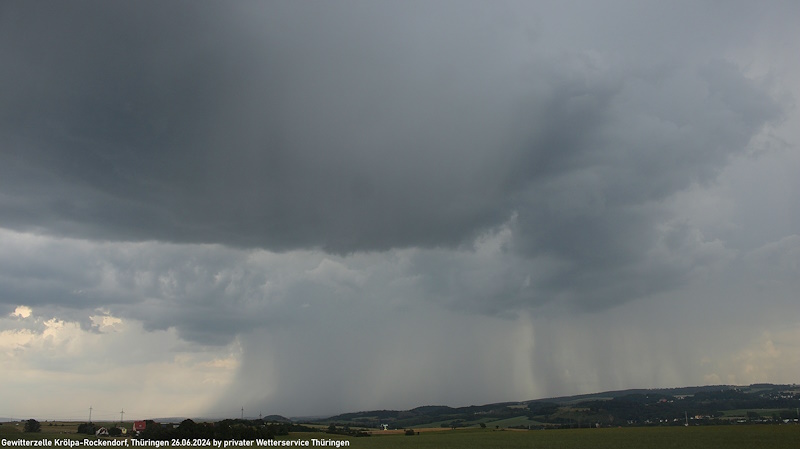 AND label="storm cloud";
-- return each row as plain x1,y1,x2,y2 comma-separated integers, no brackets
1,1,799,418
